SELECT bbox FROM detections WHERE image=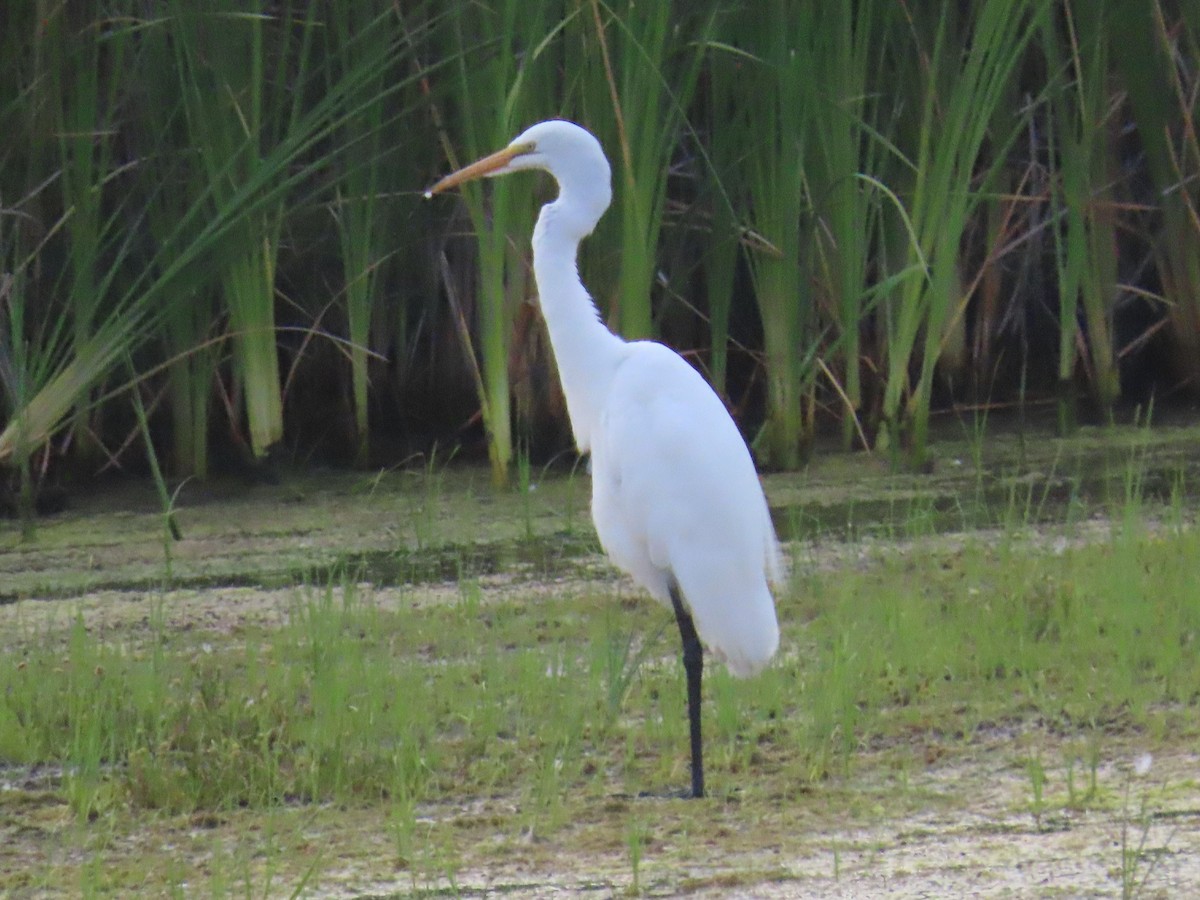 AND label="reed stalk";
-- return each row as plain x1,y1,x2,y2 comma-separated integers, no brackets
433,1,560,486
0,2,68,493
0,264,37,533
698,32,756,401
132,14,221,479
167,1,312,464
163,294,217,478
805,0,895,449
878,0,1047,466
738,1,820,469
45,9,130,467
700,73,740,400
328,4,397,468
1043,0,1120,429
0,6,414,468
1111,1,1200,395
578,1,709,340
